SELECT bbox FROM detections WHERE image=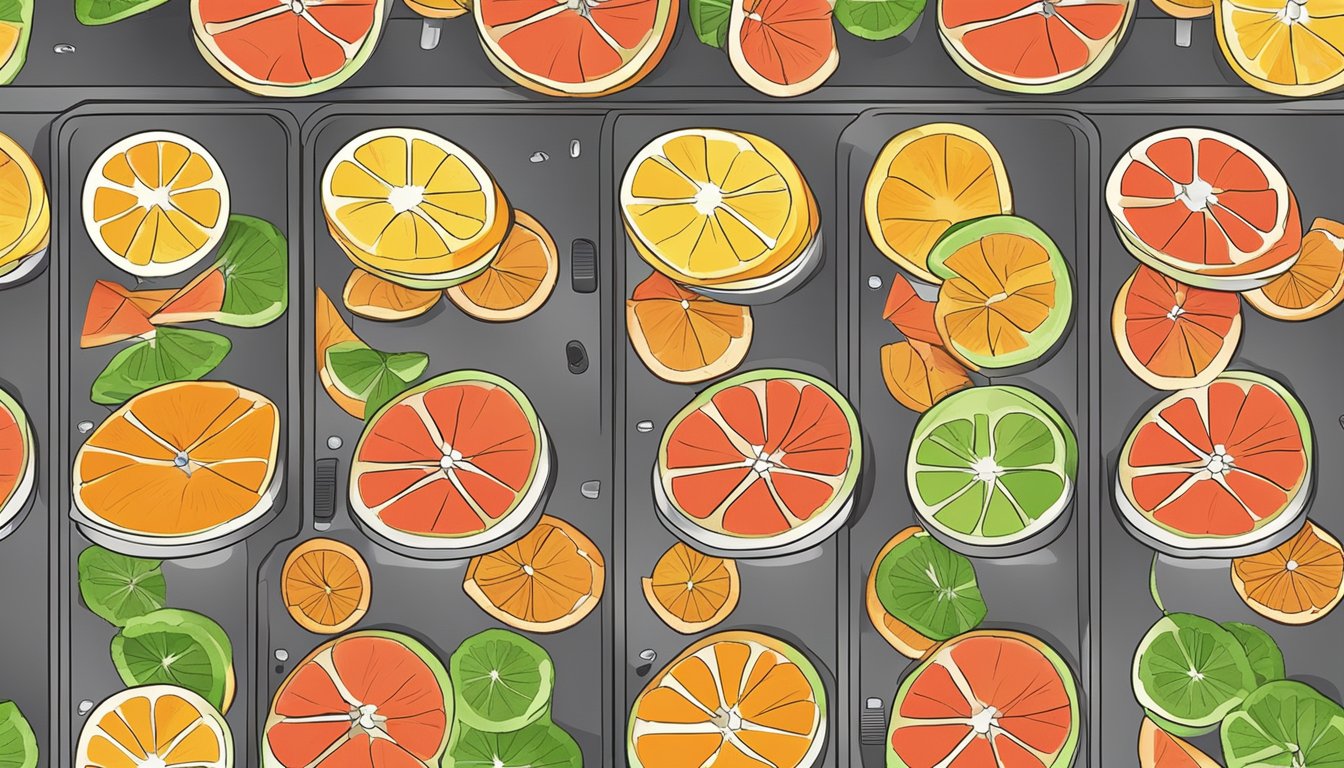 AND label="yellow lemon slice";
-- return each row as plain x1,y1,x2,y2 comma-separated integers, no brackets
1216,0,1344,97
